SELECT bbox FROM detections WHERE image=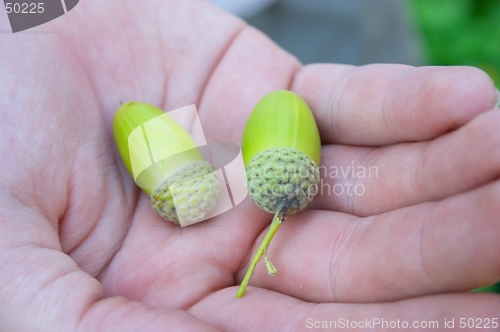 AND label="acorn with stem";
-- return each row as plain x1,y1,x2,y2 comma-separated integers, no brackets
113,102,220,225
236,90,321,298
